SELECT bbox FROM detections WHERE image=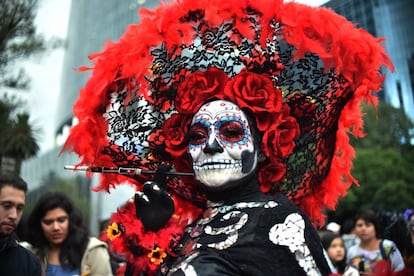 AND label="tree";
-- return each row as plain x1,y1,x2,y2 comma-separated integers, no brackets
328,103,414,223
0,0,45,89
0,96,39,175
351,103,414,149
330,147,414,221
